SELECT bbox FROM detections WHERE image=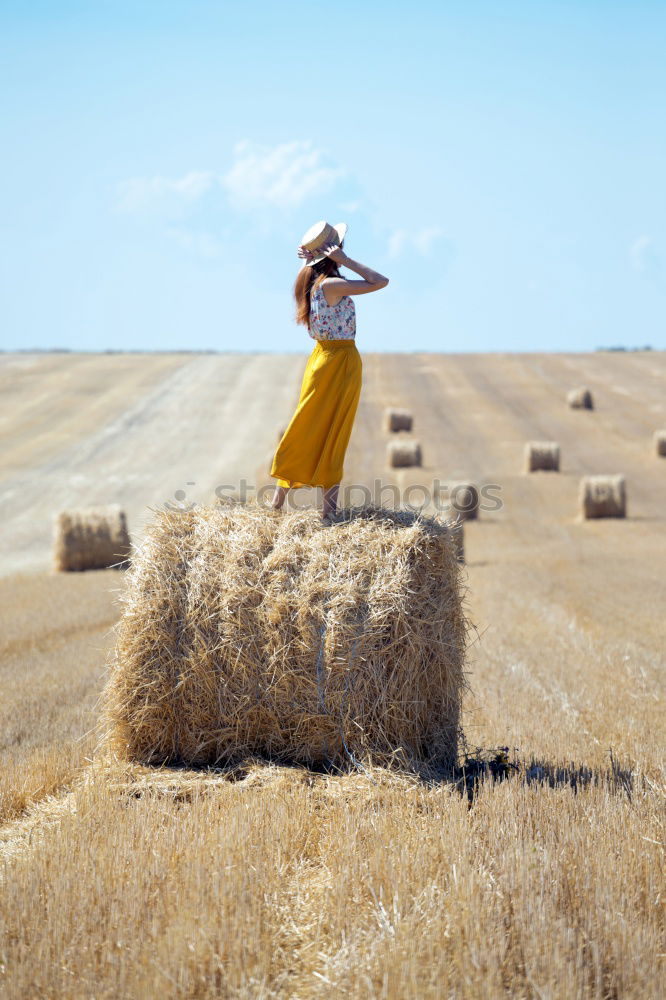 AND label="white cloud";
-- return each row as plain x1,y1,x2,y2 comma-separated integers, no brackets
388,225,447,259
220,139,347,210
412,226,445,255
115,141,347,225
116,170,217,212
388,229,409,257
630,235,660,277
